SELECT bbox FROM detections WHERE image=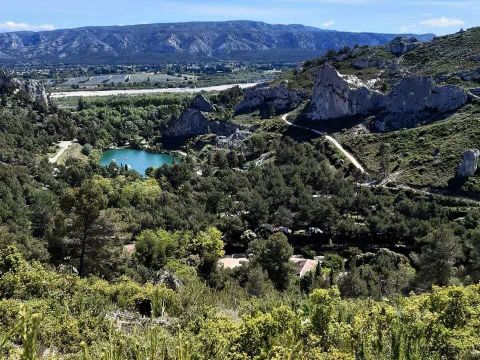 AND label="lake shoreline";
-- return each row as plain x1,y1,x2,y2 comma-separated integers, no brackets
99,147,178,176
106,143,181,159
